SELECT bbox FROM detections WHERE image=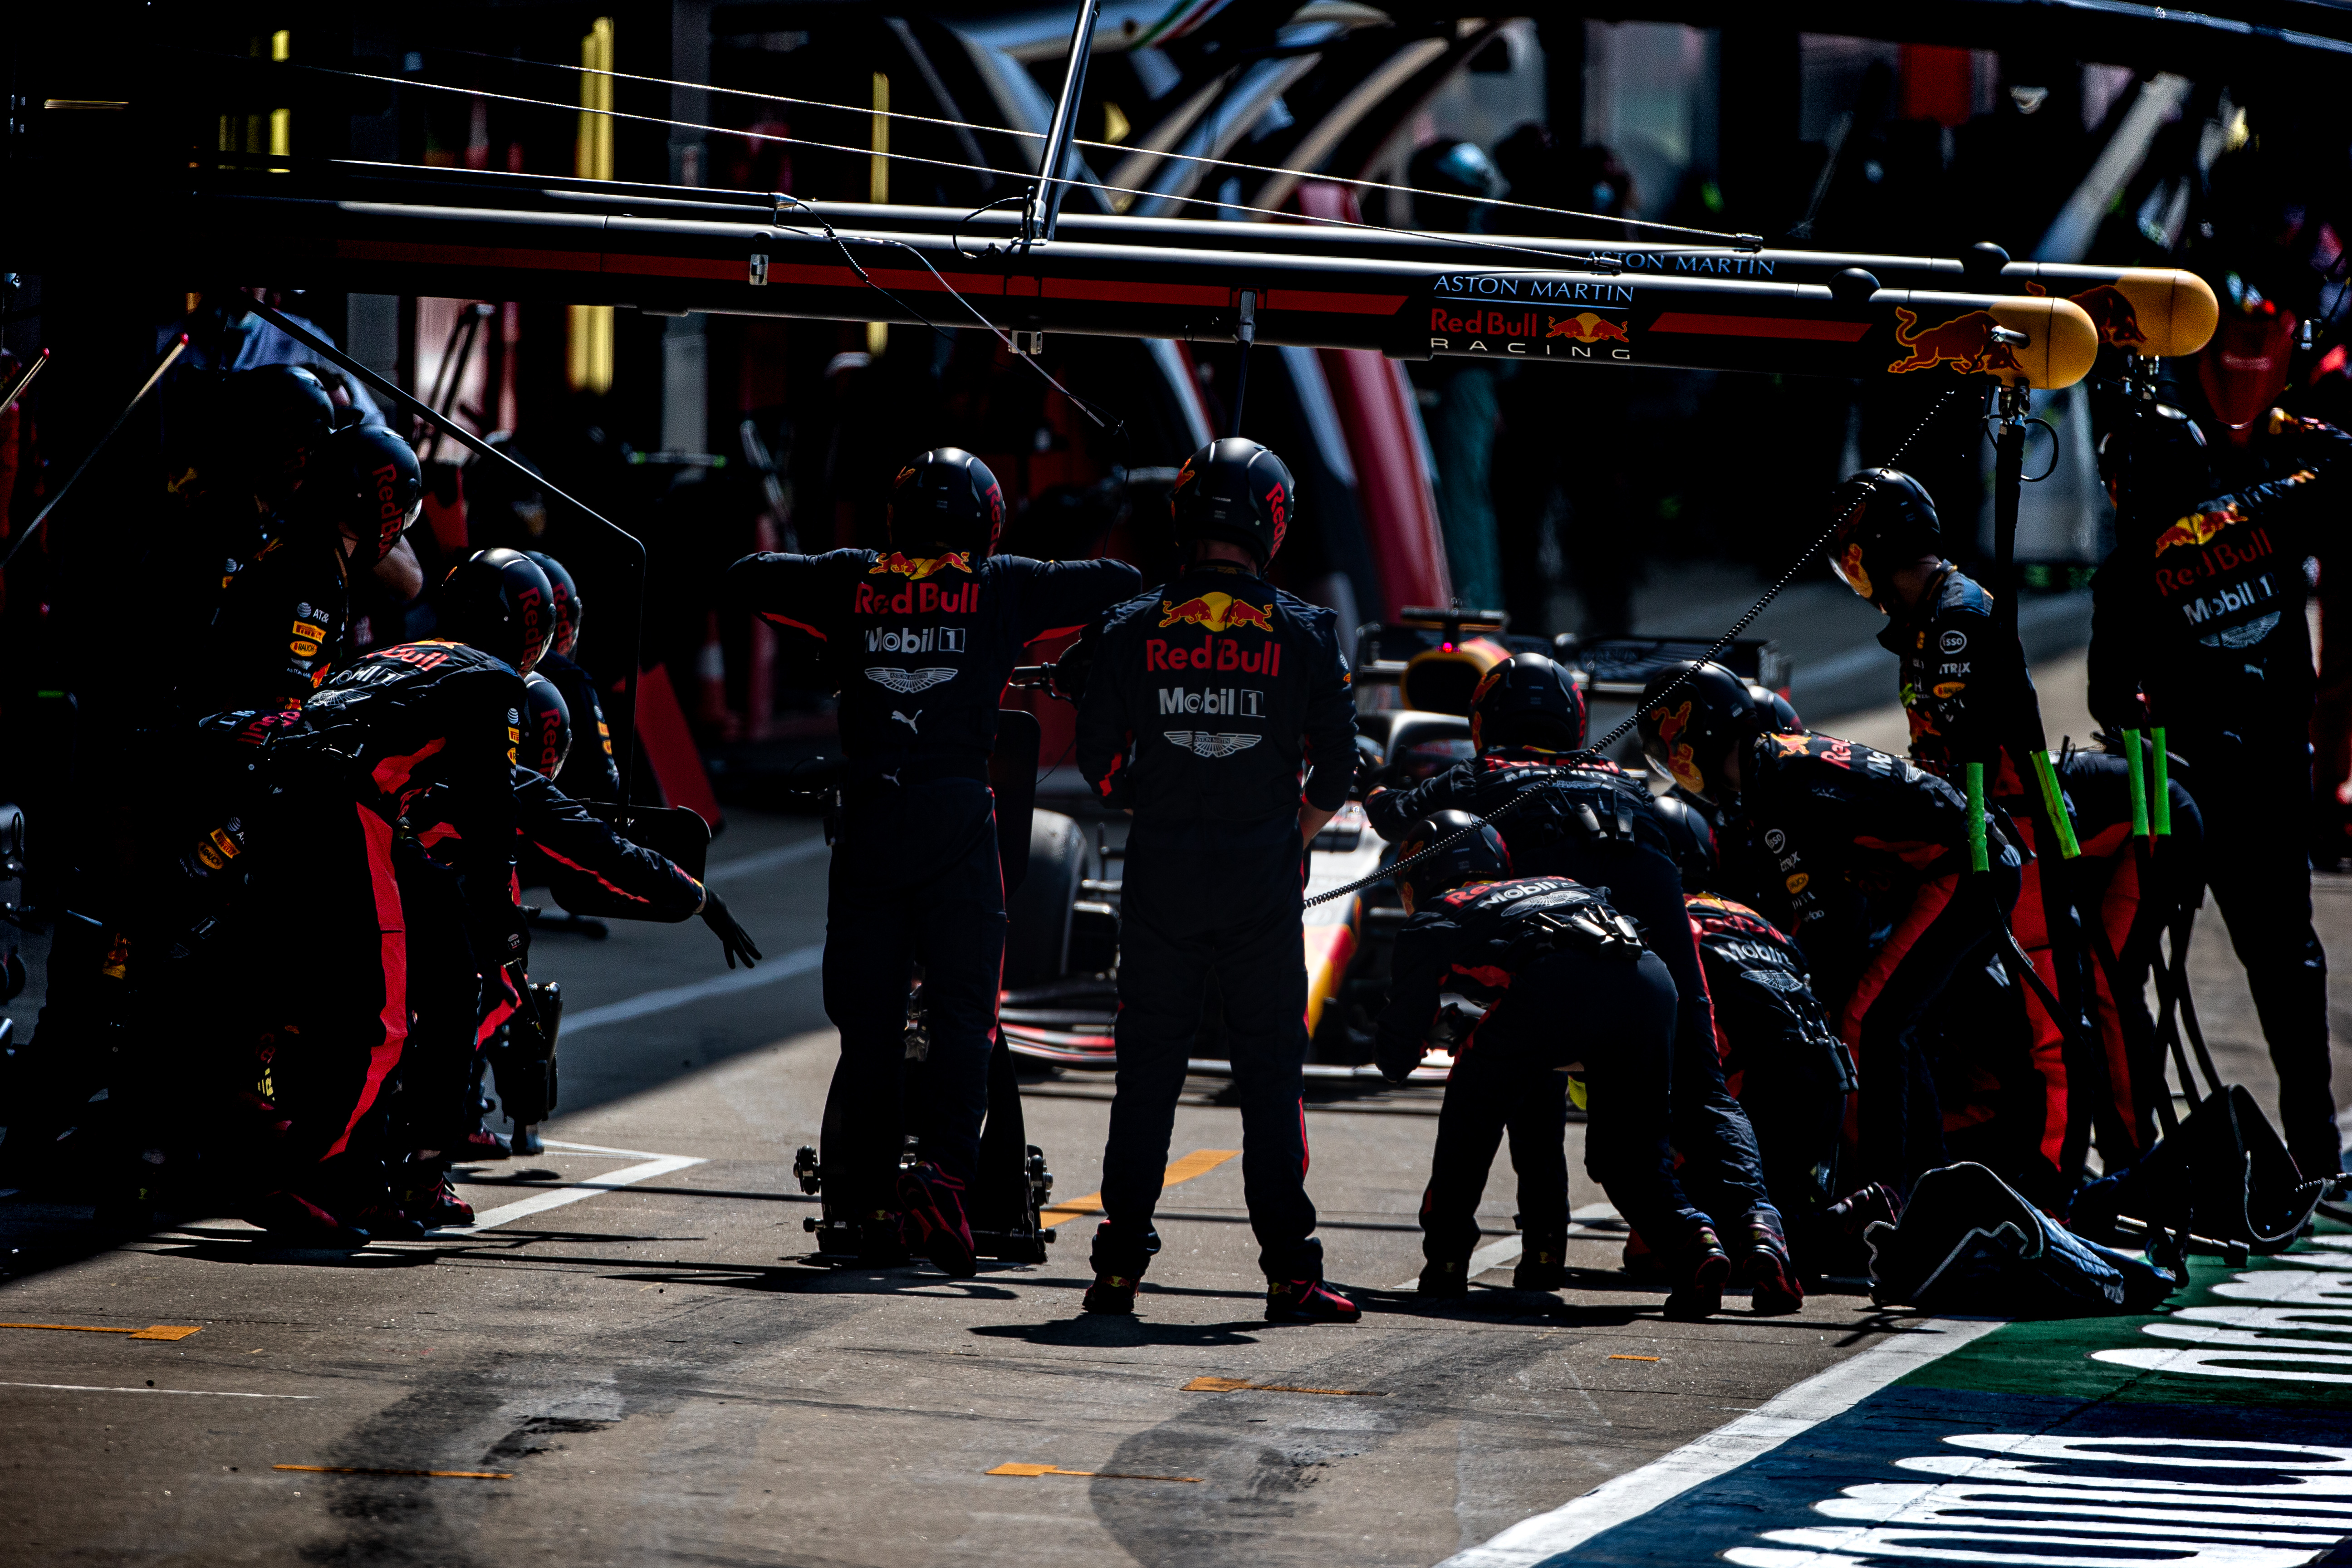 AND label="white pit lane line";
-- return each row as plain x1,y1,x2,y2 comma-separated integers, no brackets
0,1382,320,1399
1434,1316,2004,1568
557,943,823,1035
435,1140,705,1235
